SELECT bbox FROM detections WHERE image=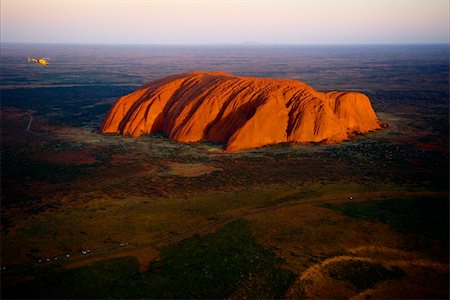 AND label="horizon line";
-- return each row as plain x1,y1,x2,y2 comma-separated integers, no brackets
1,41,449,46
